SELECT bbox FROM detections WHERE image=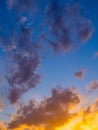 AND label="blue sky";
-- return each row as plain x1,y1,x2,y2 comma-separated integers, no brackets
0,0,98,130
